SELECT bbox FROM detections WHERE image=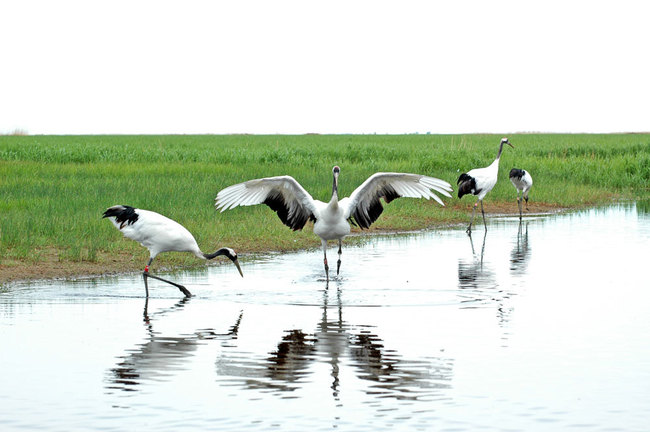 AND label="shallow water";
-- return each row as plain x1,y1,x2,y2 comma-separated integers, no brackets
1,204,649,431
